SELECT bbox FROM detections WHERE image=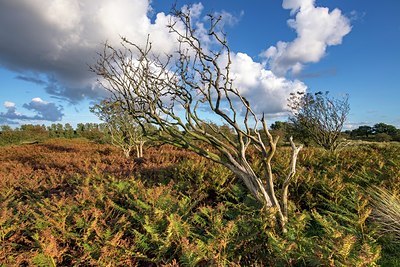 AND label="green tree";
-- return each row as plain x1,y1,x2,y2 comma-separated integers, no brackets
0,125,21,145
351,125,373,139
375,133,392,142
373,123,397,136
18,124,48,142
47,123,64,138
0,125,12,131
64,123,75,138
288,91,350,151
